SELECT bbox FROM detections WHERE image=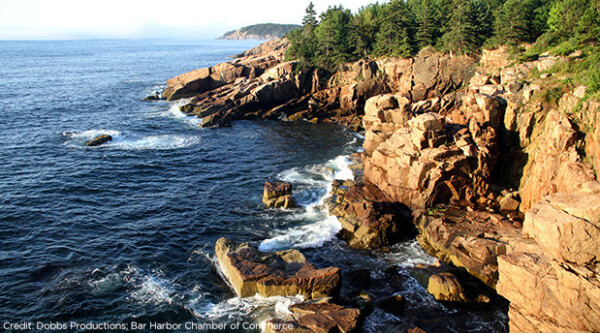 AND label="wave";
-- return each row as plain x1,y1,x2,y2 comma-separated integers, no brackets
64,129,199,150
259,154,355,251
167,101,202,127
